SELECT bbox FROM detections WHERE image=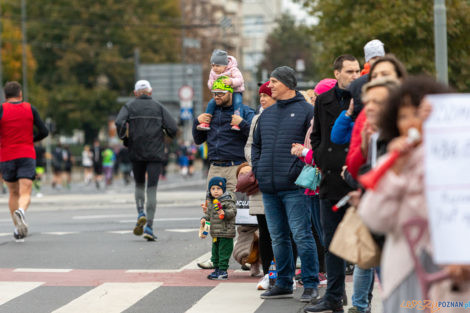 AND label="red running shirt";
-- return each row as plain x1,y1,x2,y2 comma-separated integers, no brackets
0,102,35,162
